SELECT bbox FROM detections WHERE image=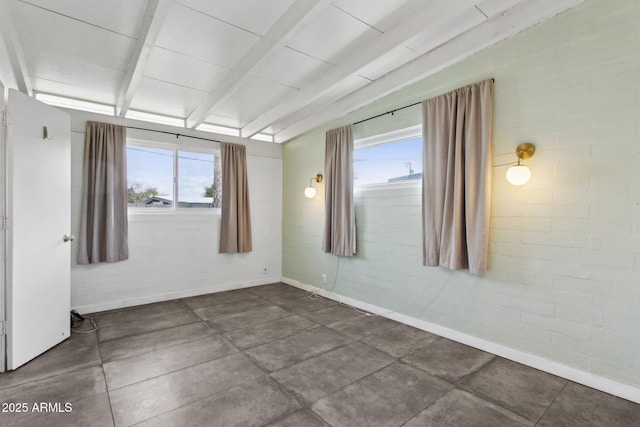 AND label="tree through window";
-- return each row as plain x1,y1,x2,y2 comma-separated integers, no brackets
126,142,220,210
